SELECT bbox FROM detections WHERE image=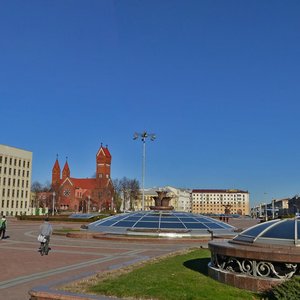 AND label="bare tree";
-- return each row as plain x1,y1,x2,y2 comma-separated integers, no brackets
127,179,139,210
31,181,43,208
112,178,123,212
31,181,52,208
113,177,140,211
43,181,51,192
